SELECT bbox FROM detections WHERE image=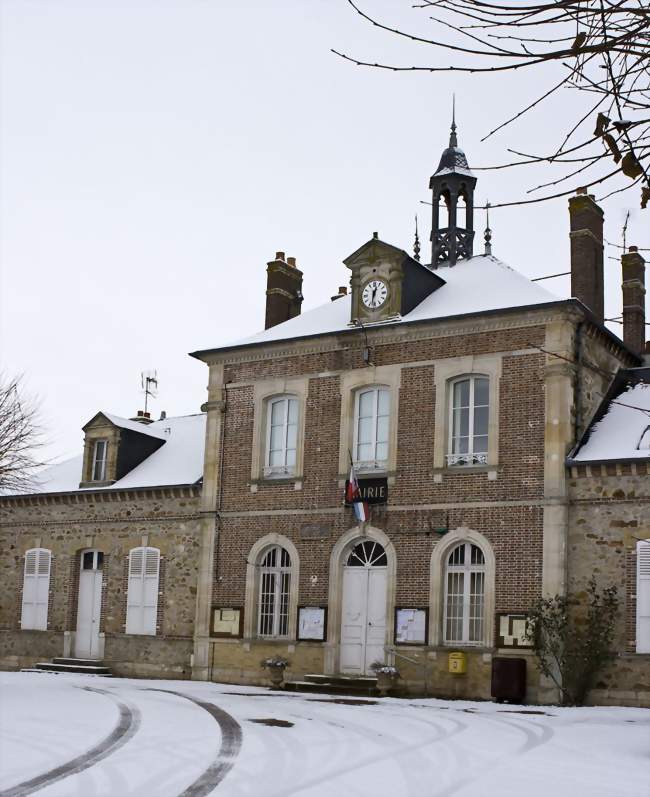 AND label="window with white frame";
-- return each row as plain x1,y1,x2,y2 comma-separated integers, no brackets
257,545,291,637
264,396,298,477
126,546,160,635
448,376,489,466
353,386,390,471
637,540,650,653
21,548,51,631
92,439,108,481
443,542,485,644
